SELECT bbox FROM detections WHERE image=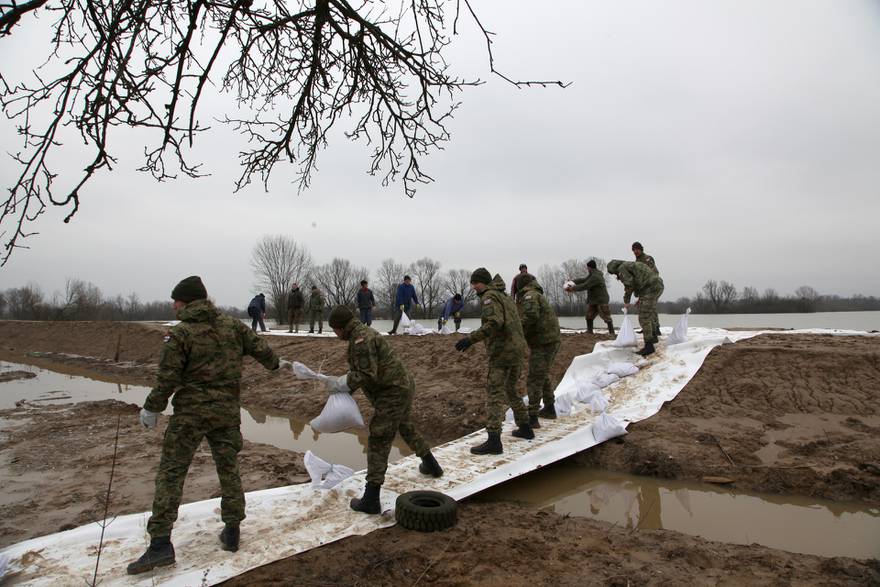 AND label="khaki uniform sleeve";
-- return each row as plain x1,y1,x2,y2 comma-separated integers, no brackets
238,320,279,370
144,330,187,412
619,269,635,304
469,294,504,344
346,337,378,392
571,273,599,293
